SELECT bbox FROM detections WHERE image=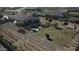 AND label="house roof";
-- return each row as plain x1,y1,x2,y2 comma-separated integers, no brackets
23,16,41,29
69,17,79,21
